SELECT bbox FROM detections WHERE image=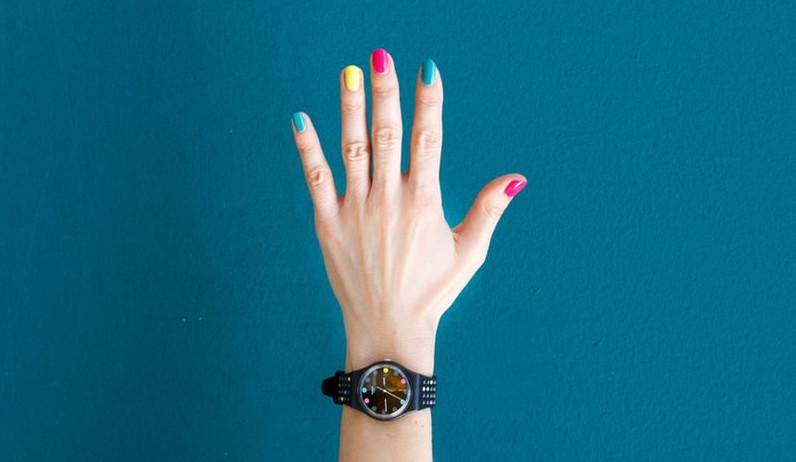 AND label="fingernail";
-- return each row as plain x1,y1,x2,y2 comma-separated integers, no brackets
504,179,527,197
421,59,436,86
291,113,306,132
372,48,388,74
343,65,361,91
